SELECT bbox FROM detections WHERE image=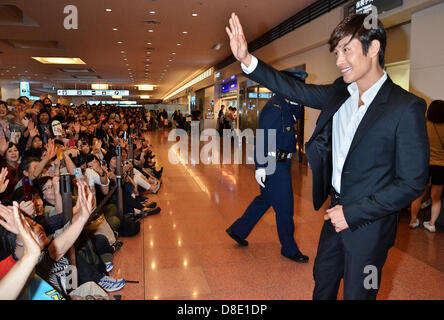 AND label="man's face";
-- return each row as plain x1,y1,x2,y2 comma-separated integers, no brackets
334,35,372,84
26,161,40,177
